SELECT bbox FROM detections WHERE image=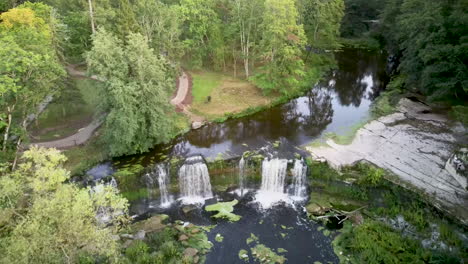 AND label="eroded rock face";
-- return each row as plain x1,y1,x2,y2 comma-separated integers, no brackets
307,98,468,224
